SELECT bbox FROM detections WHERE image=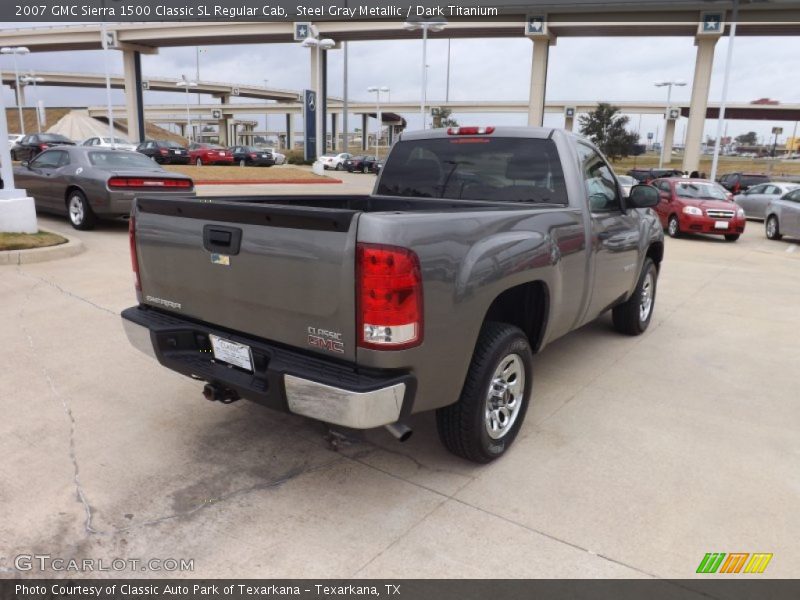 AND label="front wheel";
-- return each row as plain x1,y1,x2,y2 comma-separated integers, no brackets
239,159,246,167
195,158,203,167
362,165,369,174
436,322,532,463
335,163,342,171
766,215,782,240
724,234,740,242
67,190,96,231
612,258,658,336
667,215,681,238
